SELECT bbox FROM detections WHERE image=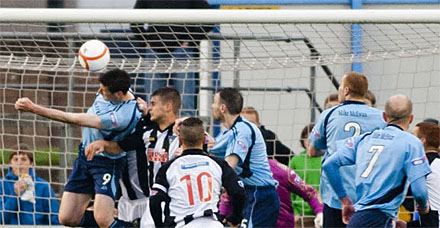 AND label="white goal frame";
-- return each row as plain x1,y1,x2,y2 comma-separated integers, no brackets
0,8,440,23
